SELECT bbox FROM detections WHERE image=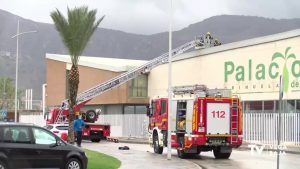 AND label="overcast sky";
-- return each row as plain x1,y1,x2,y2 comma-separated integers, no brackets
0,0,299,35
